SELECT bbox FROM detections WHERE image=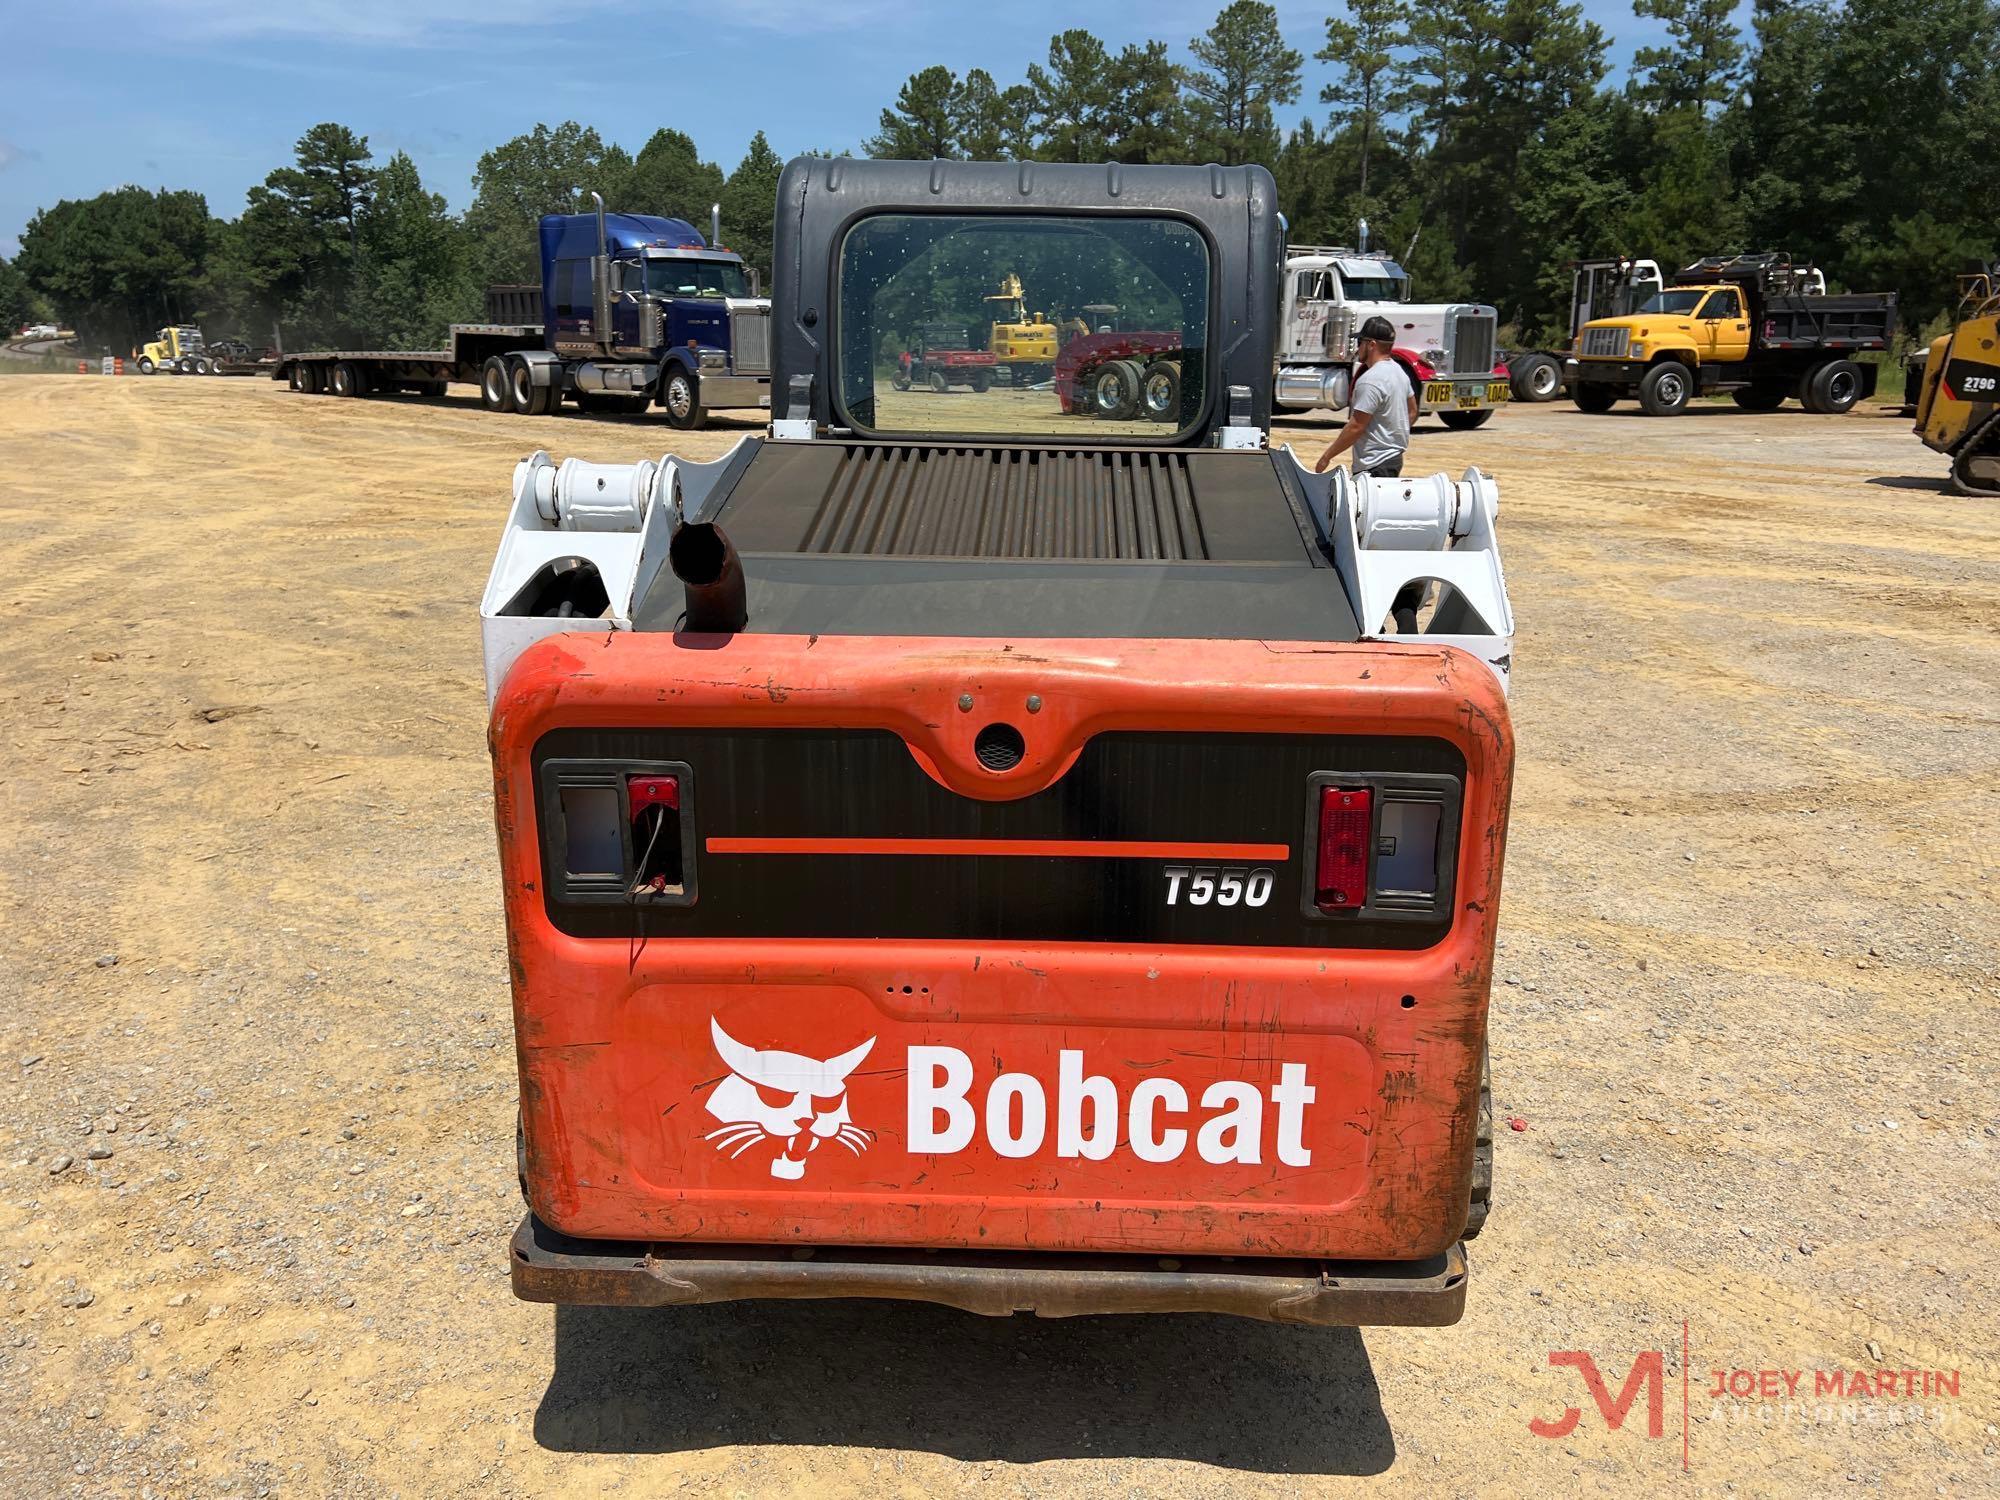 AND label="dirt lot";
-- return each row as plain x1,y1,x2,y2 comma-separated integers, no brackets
0,375,1994,1498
